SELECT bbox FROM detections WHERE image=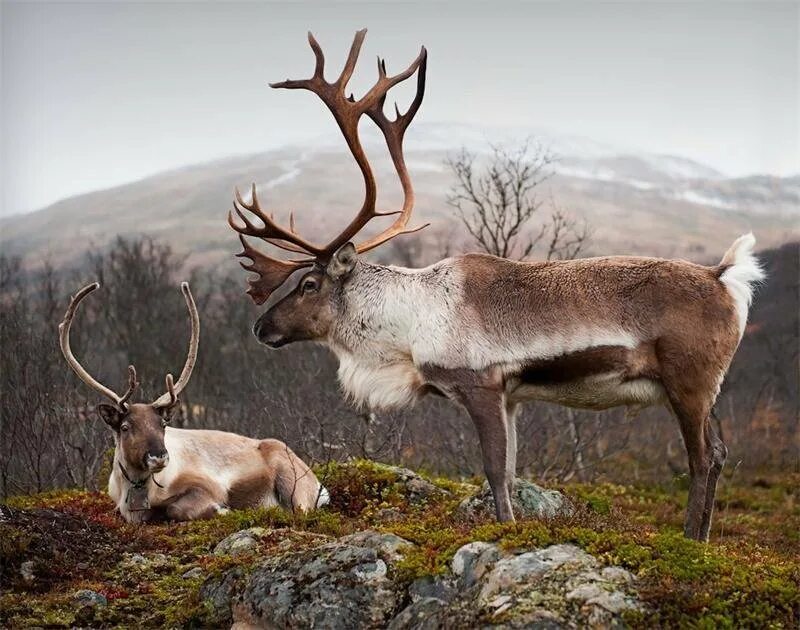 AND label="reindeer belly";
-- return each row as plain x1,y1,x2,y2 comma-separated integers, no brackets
507,344,666,411
510,372,666,410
